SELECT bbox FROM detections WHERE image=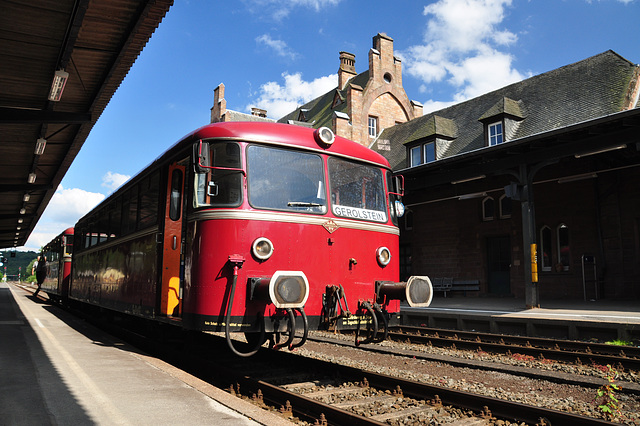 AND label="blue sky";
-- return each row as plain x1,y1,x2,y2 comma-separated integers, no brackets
21,0,639,251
